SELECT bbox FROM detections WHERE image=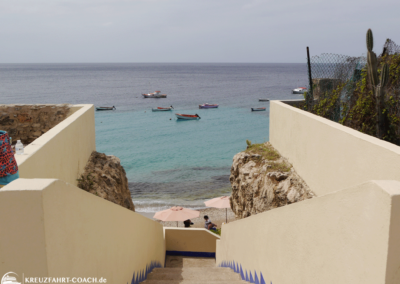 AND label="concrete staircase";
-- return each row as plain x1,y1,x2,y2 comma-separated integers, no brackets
140,255,246,284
